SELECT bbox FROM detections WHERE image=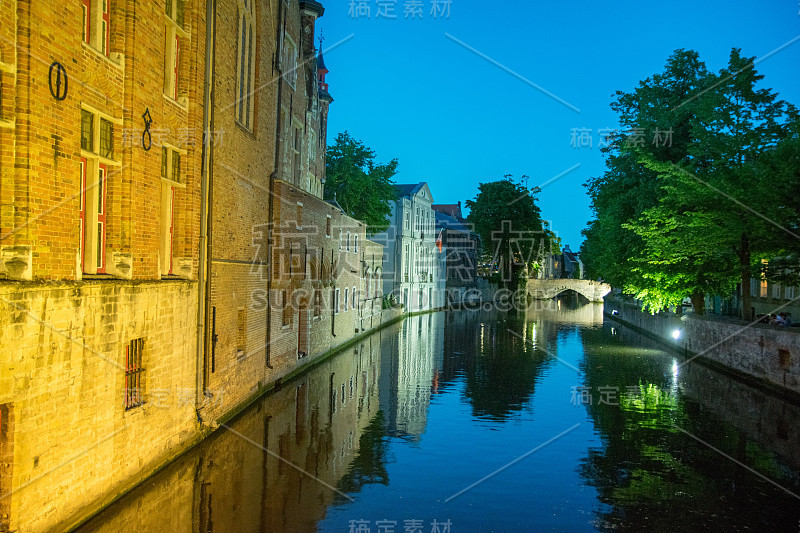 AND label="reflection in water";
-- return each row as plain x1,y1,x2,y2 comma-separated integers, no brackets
75,299,800,532
579,323,800,532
